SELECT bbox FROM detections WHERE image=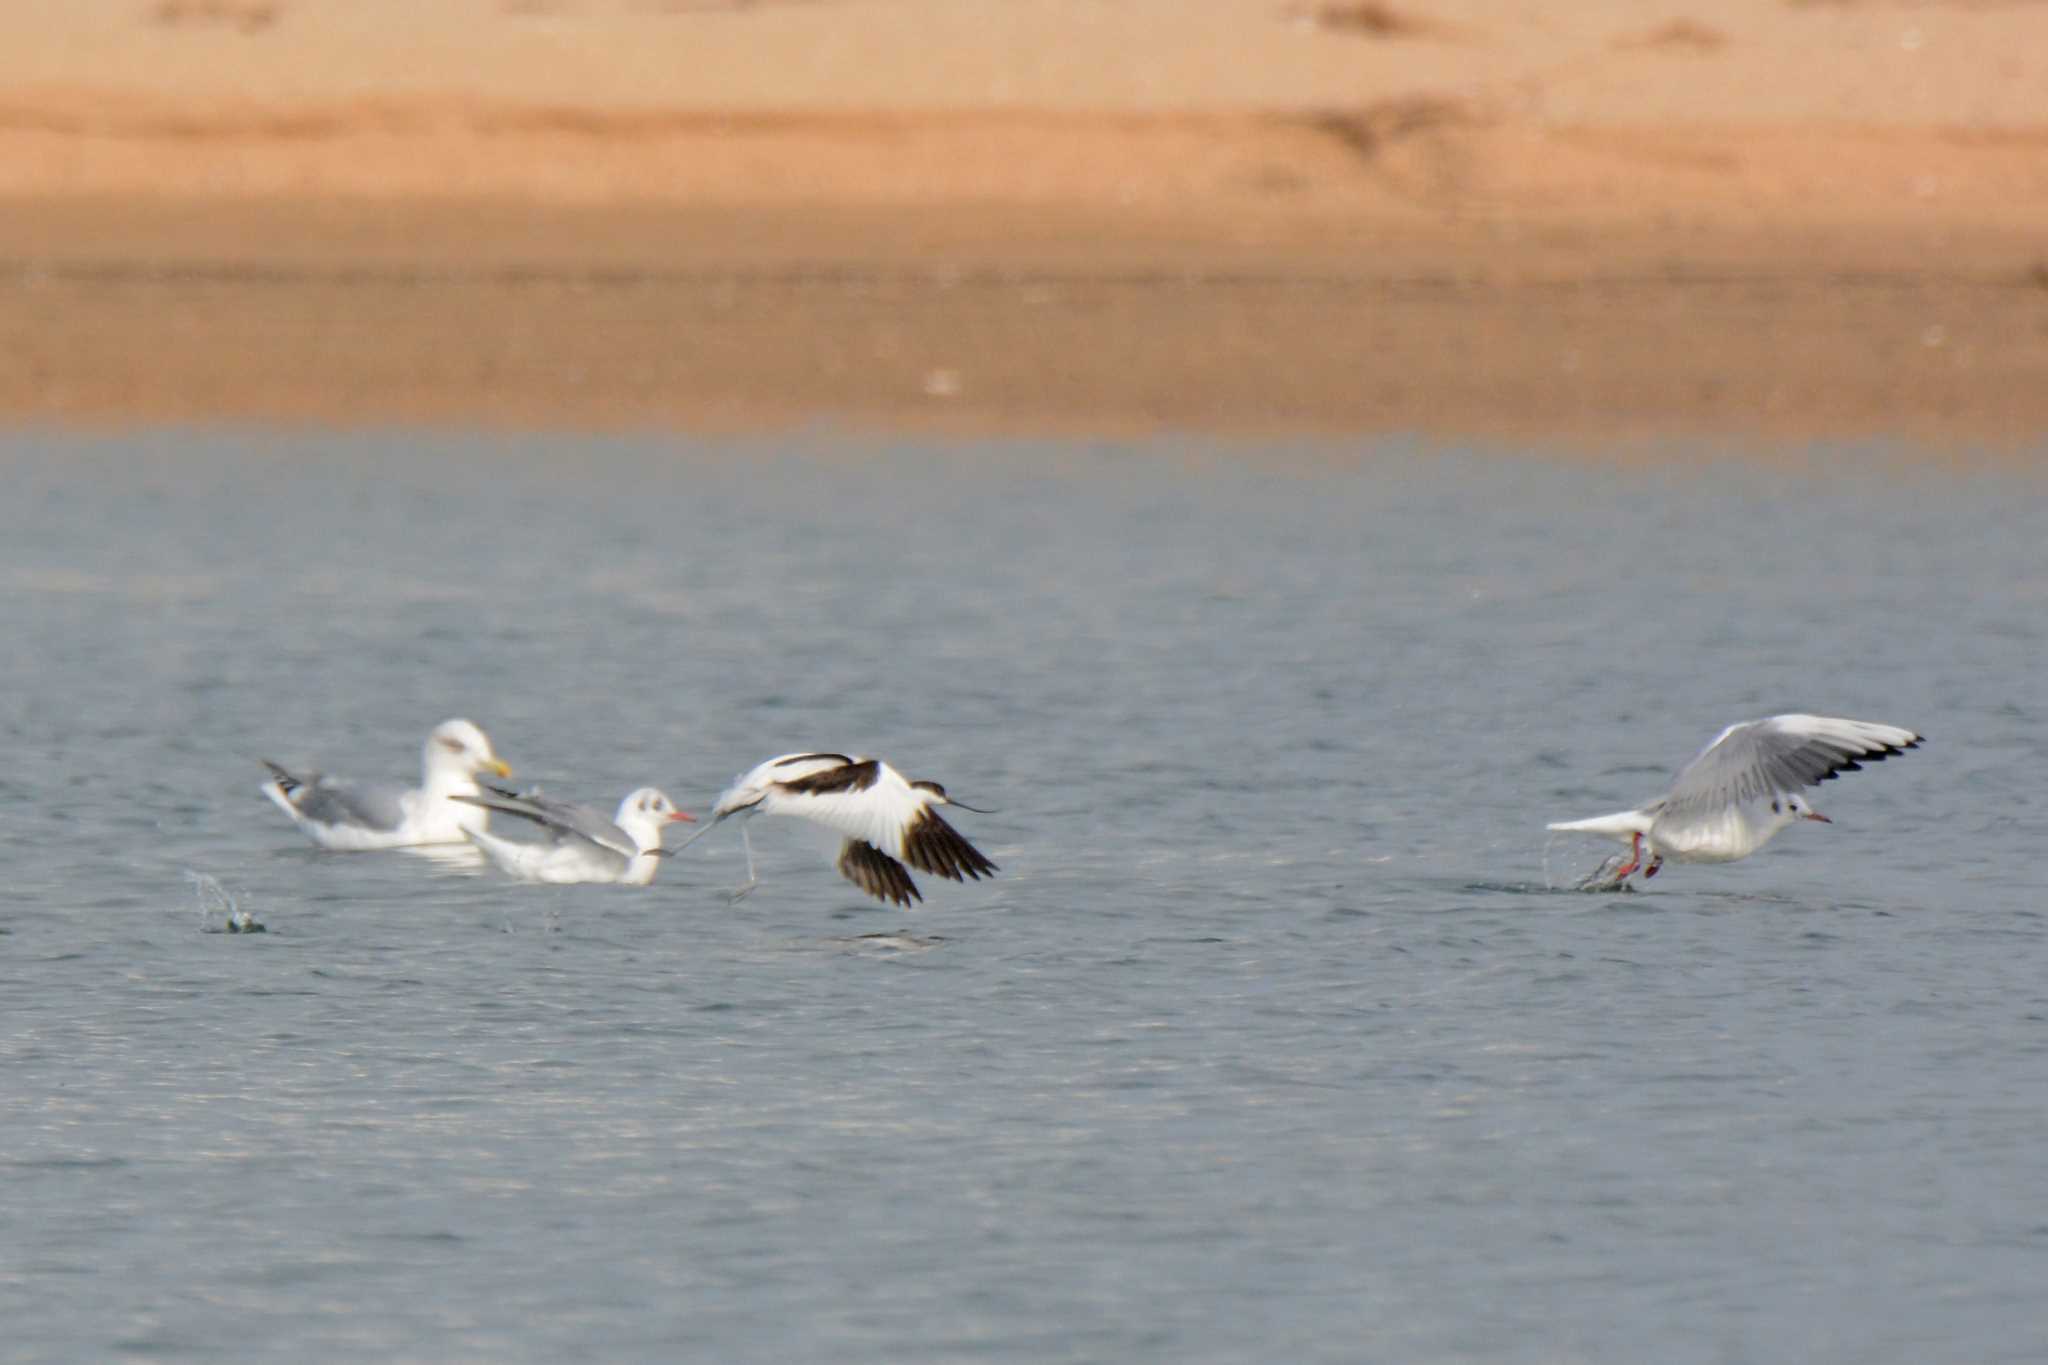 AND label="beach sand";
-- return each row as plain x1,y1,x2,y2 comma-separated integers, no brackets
3,0,2046,449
